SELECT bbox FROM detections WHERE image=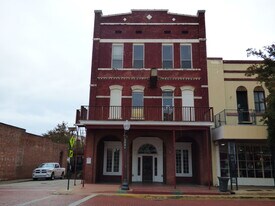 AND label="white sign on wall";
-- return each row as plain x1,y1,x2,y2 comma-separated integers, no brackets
86,157,92,164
